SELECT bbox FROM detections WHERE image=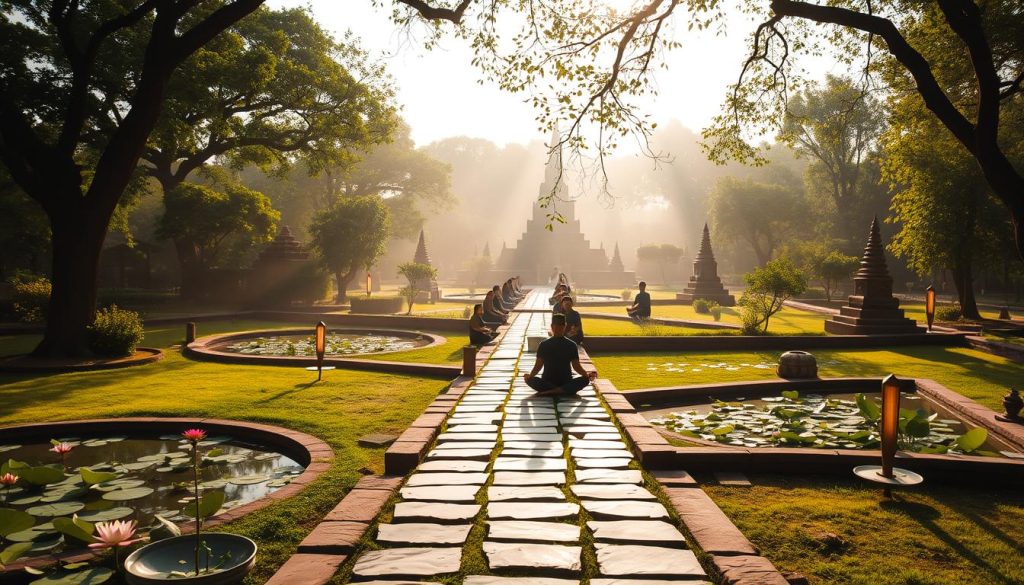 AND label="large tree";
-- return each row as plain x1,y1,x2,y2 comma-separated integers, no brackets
309,195,392,302
0,0,266,356
709,177,806,266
